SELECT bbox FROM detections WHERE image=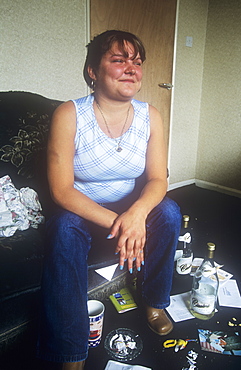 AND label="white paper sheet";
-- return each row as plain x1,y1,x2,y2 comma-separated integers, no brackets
95,263,119,281
165,292,195,322
218,279,241,308
174,249,183,261
190,258,233,285
104,360,152,370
